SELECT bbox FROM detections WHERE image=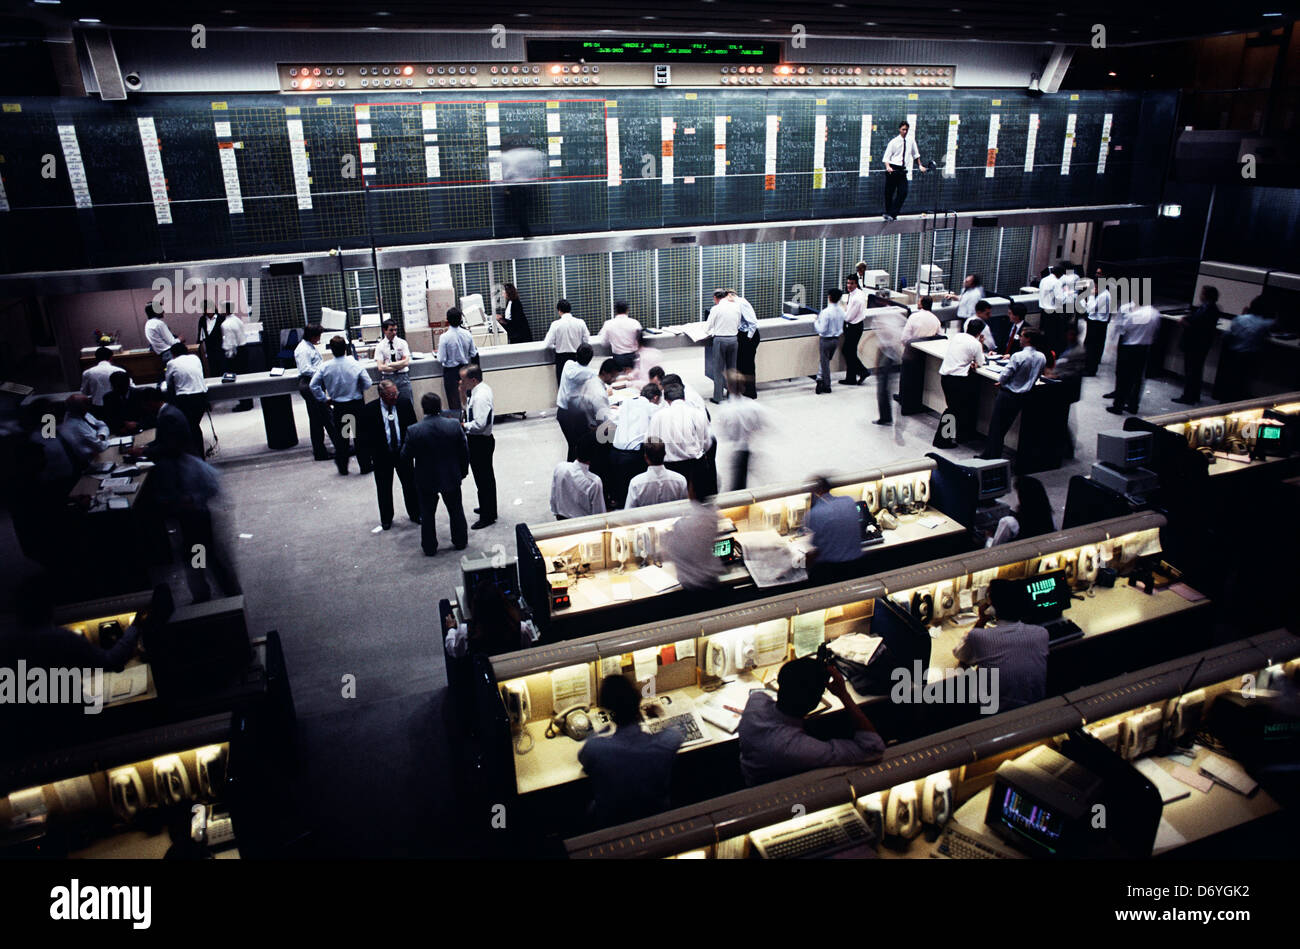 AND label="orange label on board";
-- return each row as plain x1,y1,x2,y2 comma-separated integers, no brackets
764,174,776,190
